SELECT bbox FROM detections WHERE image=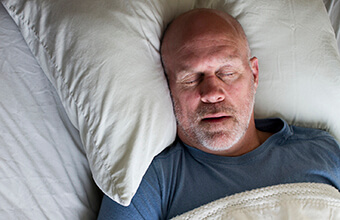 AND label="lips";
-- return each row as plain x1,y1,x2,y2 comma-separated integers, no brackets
201,113,231,122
